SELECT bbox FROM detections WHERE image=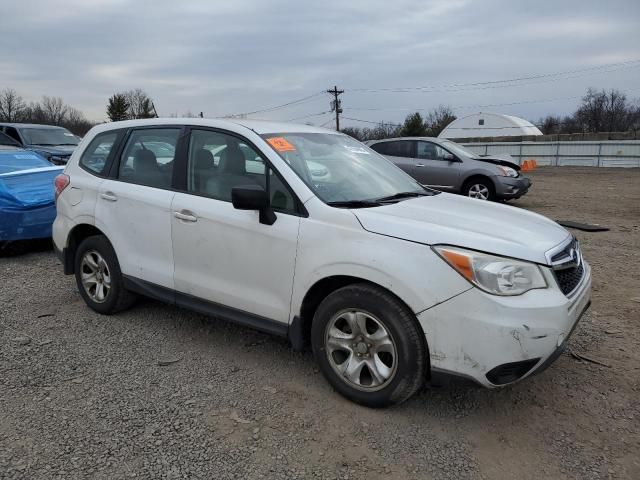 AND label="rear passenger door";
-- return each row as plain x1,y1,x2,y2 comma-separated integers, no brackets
371,140,416,176
95,127,183,290
170,128,301,325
